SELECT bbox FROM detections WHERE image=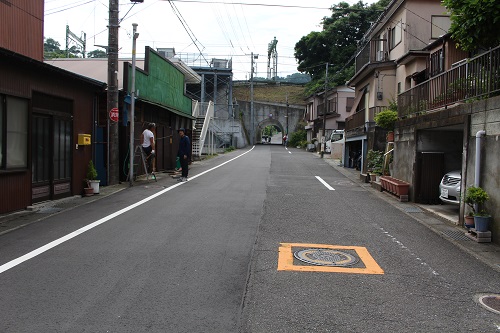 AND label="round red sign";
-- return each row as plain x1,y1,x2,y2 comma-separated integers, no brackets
109,107,119,122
